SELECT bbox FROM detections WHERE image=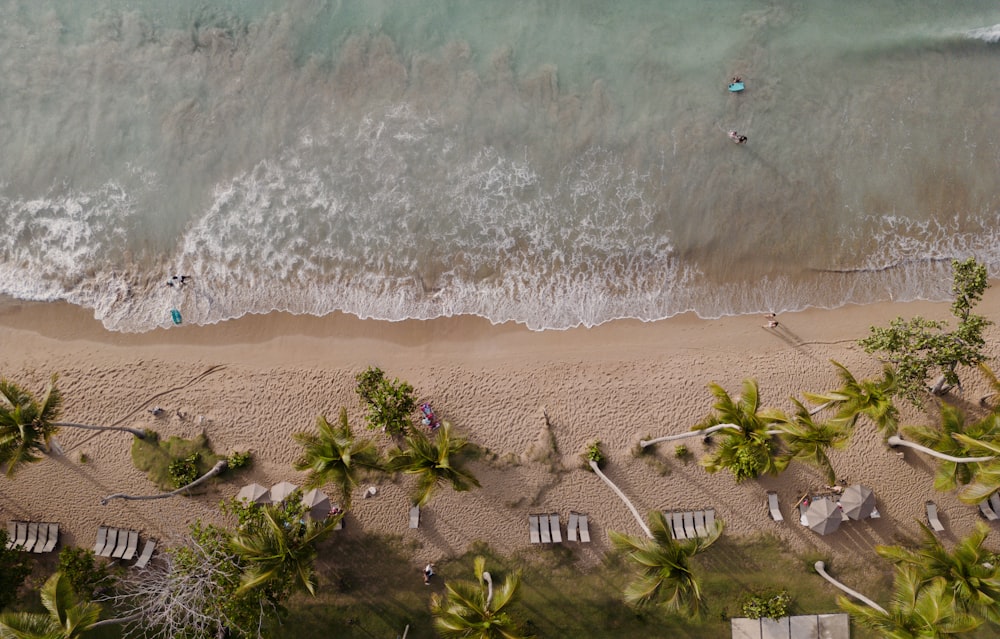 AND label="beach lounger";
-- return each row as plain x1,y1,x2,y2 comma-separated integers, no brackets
409,506,420,529
23,522,38,552
990,492,1000,518
5,522,16,550
672,512,688,540
41,524,58,553
683,512,696,538
693,511,708,537
539,515,552,543
979,500,999,521
926,501,945,533
550,513,562,543
567,512,578,542
33,522,48,553
767,491,784,521
705,508,715,533
13,522,27,550
94,526,109,555
122,530,139,561
98,528,118,558
134,539,156,569
529,515,540,544
112,529,131,559
578,514,591,543
334,513,344,530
